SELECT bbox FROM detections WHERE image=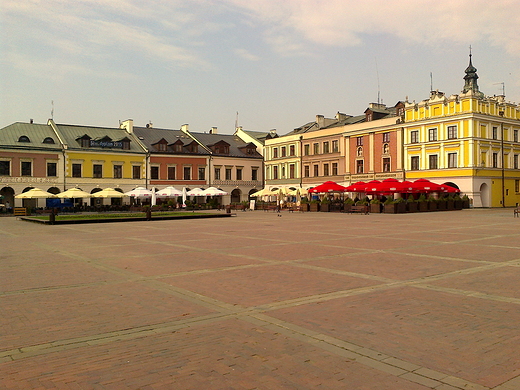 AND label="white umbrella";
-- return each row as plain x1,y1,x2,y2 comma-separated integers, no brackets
182,187,187,207
250,188,278,197
156,186,183,197
124,187,153,198
202,187,228,196
151,187,157,206
187,188,205,196
91,188,127,198
15,188,57,199
56,188,91,199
